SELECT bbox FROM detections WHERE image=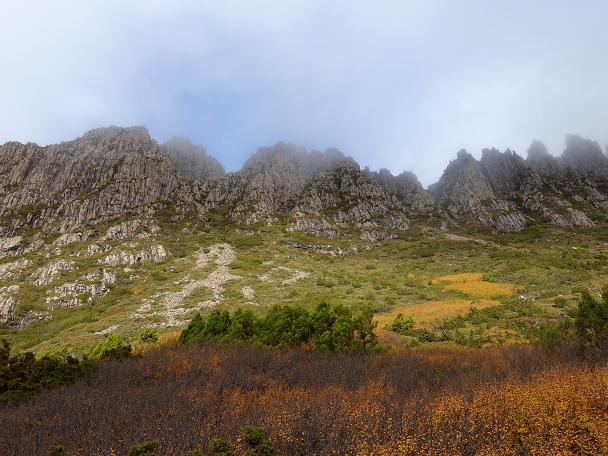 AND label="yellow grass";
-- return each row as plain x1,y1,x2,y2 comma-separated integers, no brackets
434,273,483,283
442,281,518,299
375,299,502,330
